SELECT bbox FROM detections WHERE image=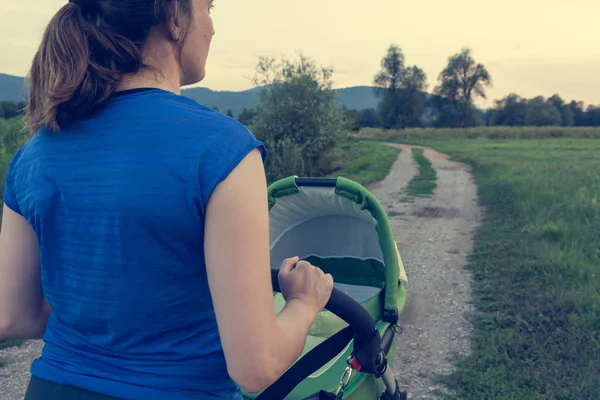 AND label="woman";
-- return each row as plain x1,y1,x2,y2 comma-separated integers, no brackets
0,0,334,399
